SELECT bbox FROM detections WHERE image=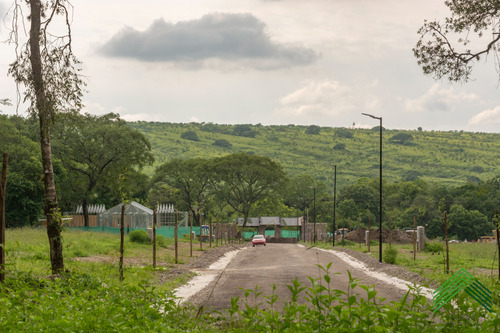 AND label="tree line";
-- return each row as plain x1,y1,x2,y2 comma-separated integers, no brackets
2,112,498,242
